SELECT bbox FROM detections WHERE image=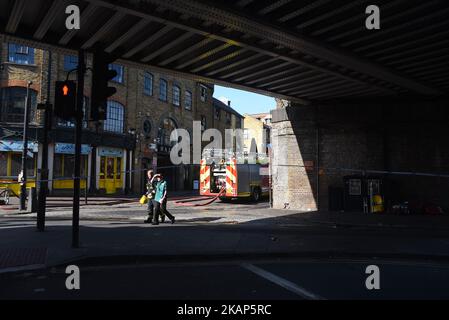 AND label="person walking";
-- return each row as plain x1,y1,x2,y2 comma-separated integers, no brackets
152,174,175,225
144,170,157,224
